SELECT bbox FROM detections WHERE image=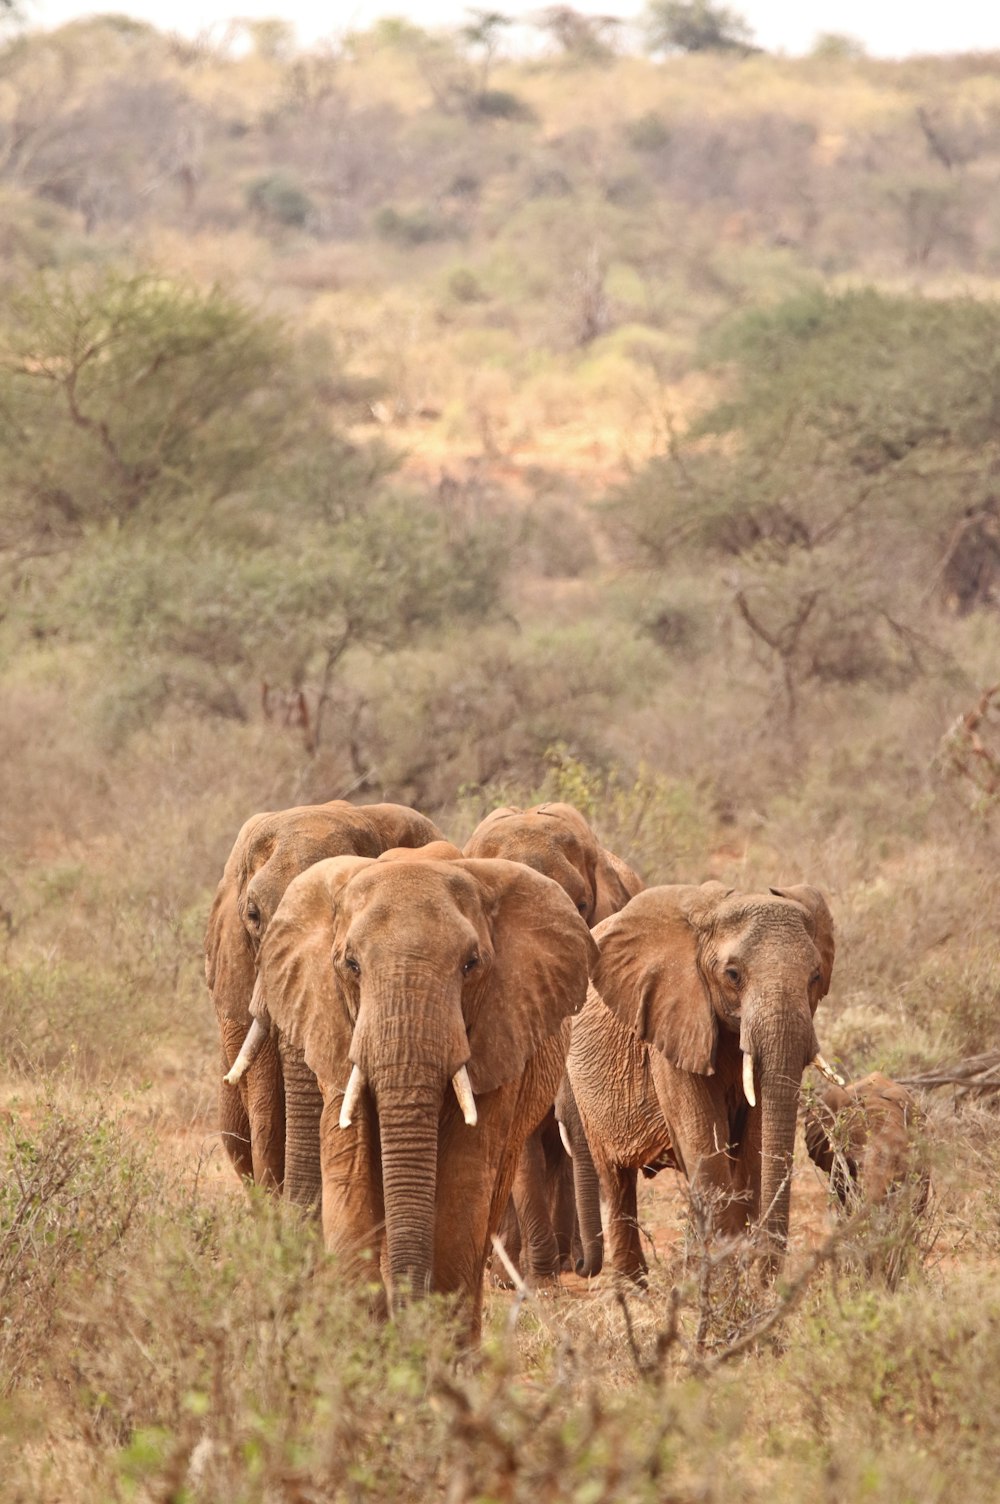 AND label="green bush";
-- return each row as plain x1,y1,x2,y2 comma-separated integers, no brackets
245,171,315,228
374,205,458,246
